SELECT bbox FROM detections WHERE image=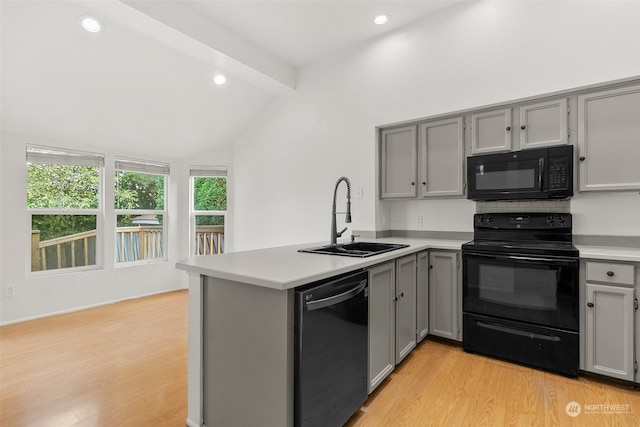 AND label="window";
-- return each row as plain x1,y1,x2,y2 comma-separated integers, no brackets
115,158,169,265
191,166,227,255
27,145,104,273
